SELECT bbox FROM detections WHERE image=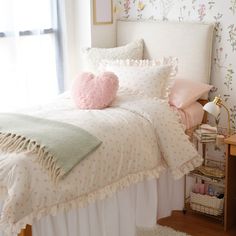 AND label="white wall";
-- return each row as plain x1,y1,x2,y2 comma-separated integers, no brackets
76,0,116,73
91,23,116,48
75,0,92,77
60,0,78,90
64,0,116,88
90,0,116,48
